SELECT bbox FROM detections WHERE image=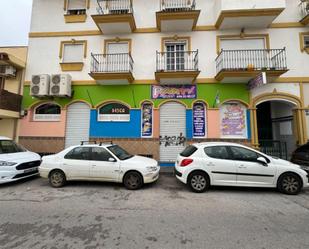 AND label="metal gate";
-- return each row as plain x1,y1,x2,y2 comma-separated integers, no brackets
159,102,186,162
259,140,288,160
65,102,90,148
